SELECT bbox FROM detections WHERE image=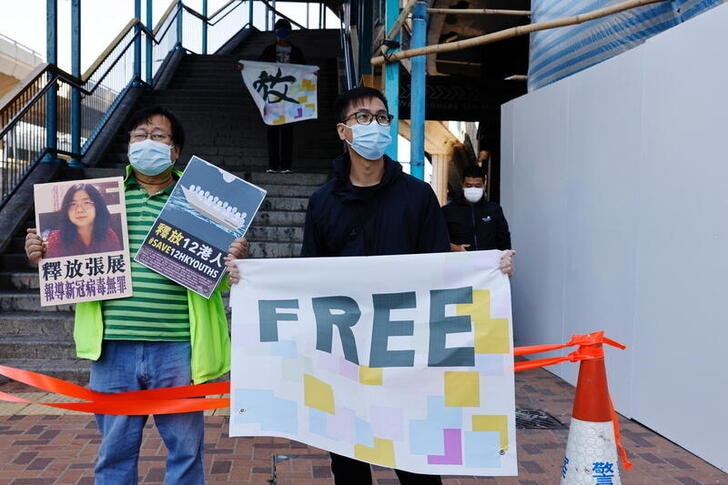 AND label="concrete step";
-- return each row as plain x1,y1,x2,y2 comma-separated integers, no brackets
0,312,75,337
252,210,306,227
0,253,36,271
0,271,39,291
0,336,77,360
246,225,303,243
0,358,90,386
249,241,302,259
260,196,308,212
249,171,328,186
0,292,74,312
